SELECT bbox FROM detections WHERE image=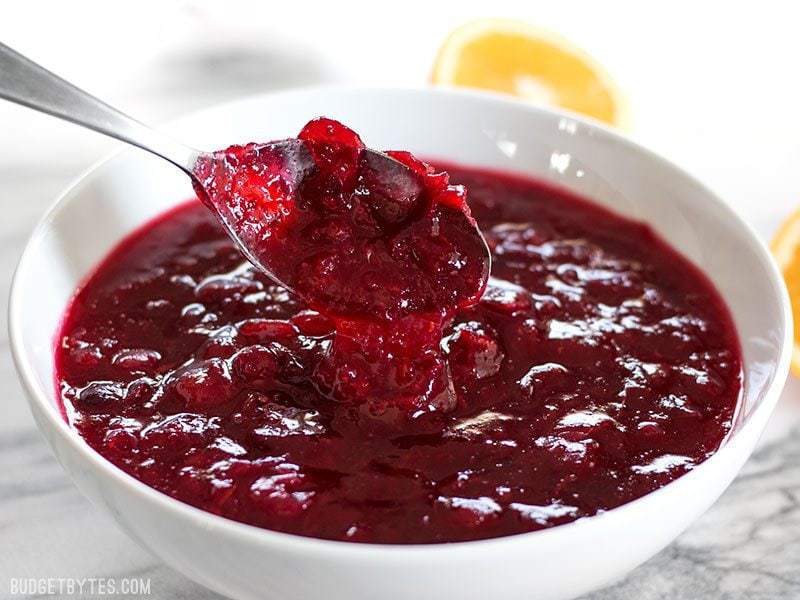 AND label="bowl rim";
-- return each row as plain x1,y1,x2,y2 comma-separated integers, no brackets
8,84,793,556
